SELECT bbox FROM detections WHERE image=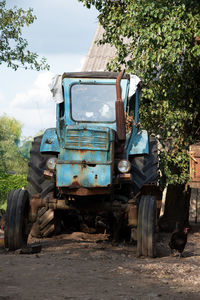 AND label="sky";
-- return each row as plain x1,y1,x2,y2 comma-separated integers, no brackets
0,0,98,137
